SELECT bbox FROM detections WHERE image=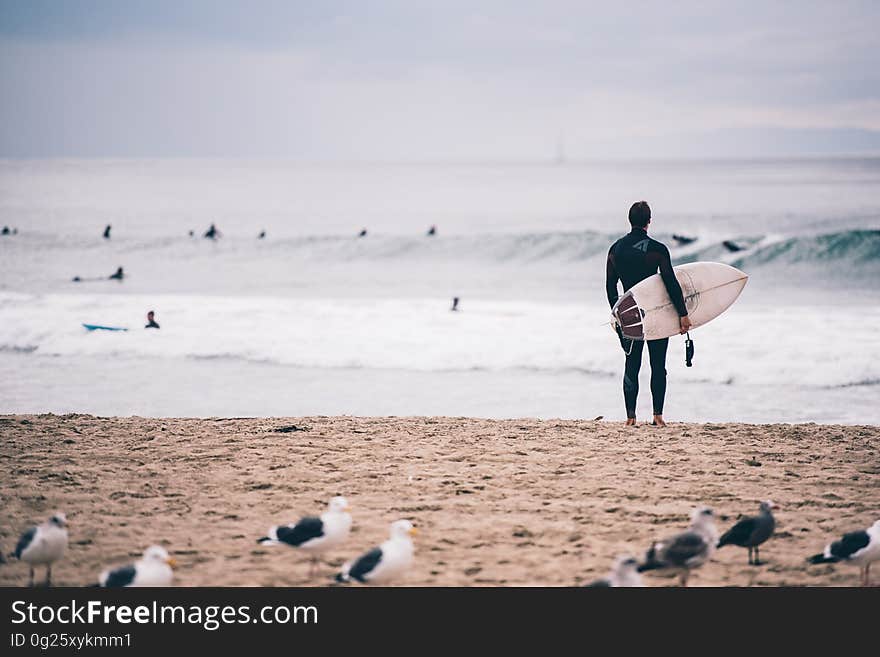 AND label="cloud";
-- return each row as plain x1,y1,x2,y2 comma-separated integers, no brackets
1,1,879,158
